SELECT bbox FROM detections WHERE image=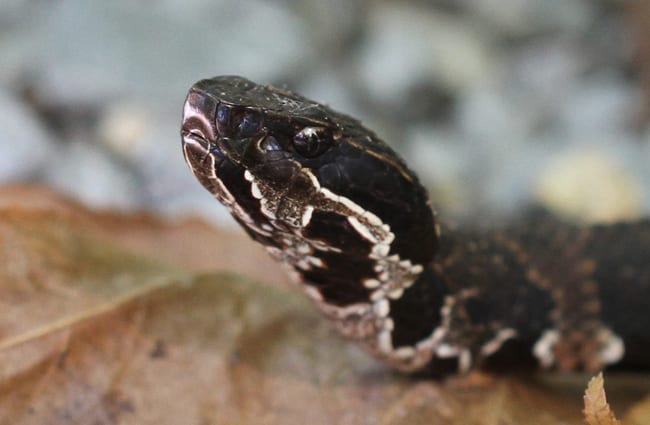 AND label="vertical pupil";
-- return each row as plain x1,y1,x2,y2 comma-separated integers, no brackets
304,134,318,153
294,128,323,156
